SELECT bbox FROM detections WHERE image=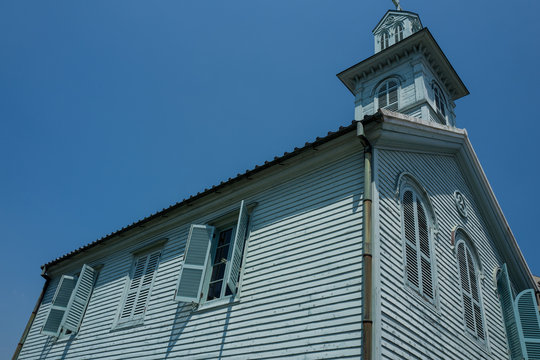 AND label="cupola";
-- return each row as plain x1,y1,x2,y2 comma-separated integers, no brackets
337,5,469,127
